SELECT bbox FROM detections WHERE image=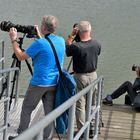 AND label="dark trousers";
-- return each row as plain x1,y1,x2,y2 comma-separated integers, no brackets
18,85,56,140
111,81,137,103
